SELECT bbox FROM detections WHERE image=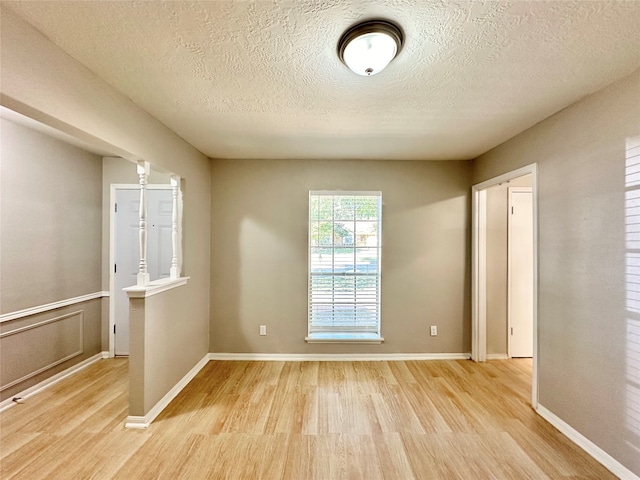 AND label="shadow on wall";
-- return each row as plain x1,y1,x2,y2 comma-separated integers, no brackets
625,134,640,461
210,160,308,353
238,216,308,351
